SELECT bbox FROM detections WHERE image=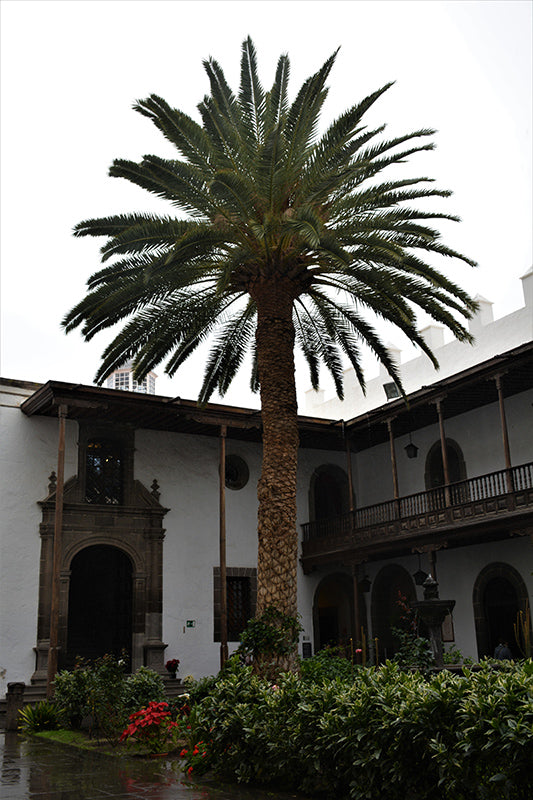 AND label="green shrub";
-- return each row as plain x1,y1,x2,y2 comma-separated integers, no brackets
237,606,302,679
122,667,166,714
53,660,91,727
182,660,533,799
299,647,355,683
54,655,167,740
18,700,62,732
391,628,435,671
